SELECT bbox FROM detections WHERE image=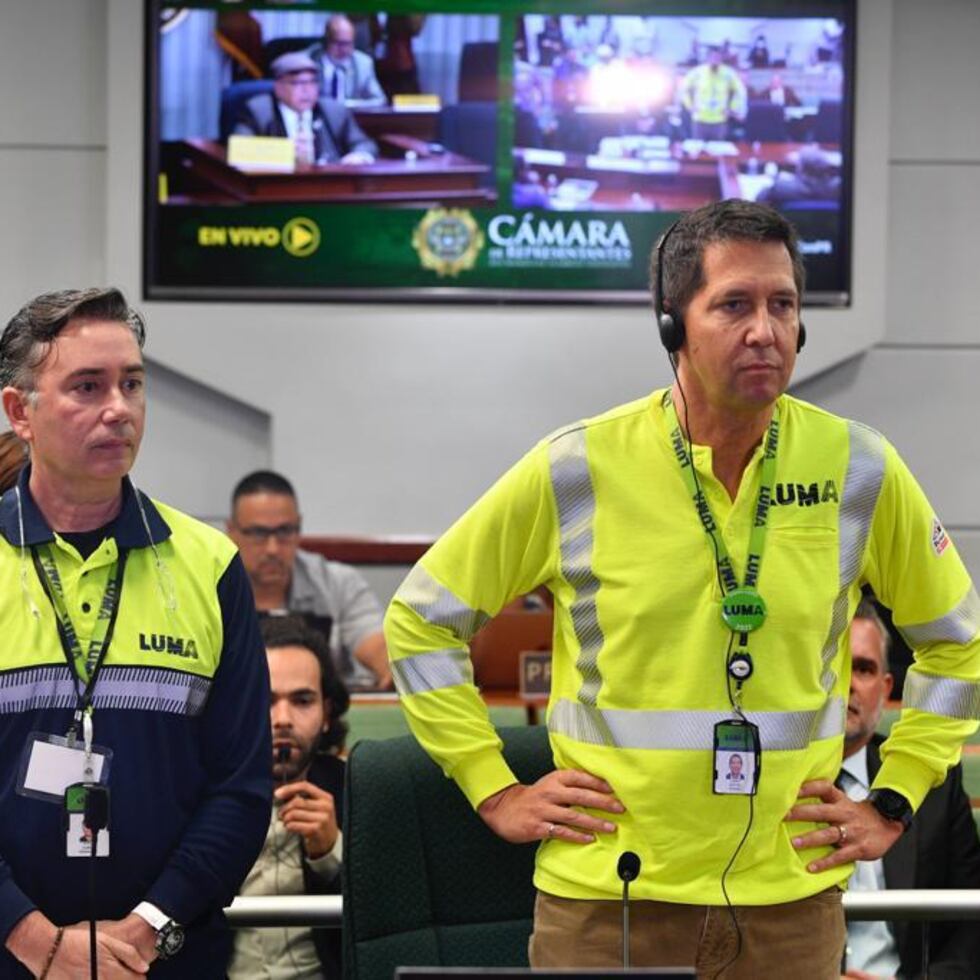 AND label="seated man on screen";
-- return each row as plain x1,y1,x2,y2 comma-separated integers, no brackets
229,616,350,980
840,598,980,979
226,470,392,690
306,14,387,106
757,146,841,210
233,51,376,165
